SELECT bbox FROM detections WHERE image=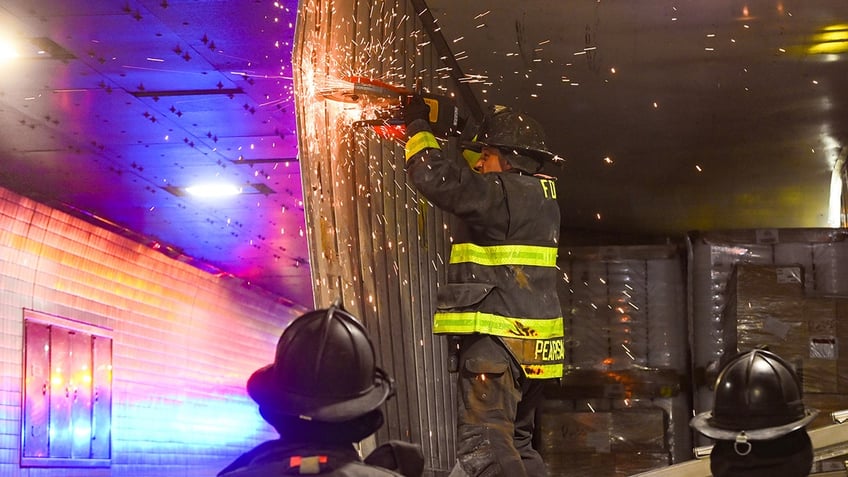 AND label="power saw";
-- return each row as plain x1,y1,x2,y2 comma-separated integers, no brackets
319,76,461,141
